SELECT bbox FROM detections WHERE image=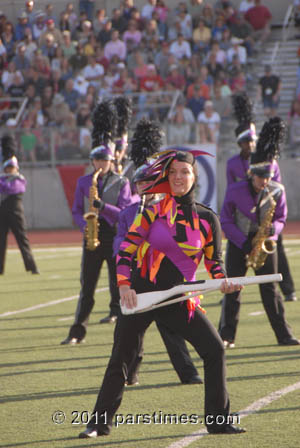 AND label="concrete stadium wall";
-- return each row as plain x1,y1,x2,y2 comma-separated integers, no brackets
21,160,300,230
